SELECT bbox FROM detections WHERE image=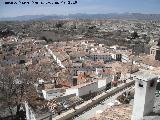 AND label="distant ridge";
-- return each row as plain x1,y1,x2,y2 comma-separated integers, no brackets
1,13,160,21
